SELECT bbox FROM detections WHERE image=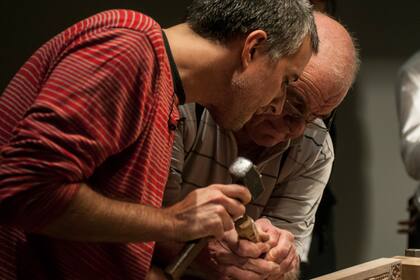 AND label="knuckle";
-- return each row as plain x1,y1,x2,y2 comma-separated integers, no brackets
209,183,220,190
211,191,225,203
236,246,249,257
214,204,227,215
276,247,289,260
